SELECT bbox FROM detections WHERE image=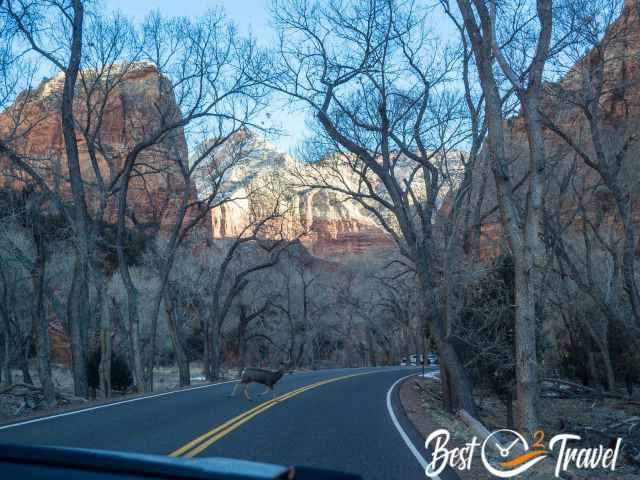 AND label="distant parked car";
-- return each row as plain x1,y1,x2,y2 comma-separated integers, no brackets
427,353,438,365
401,354,429,366
406,354,424,366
